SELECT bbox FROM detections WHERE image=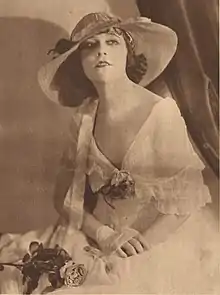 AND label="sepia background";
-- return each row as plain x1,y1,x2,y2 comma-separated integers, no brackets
0,0,218,233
